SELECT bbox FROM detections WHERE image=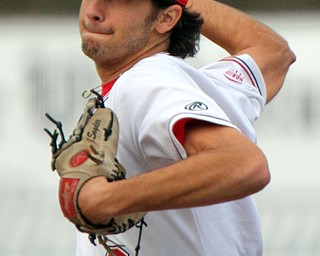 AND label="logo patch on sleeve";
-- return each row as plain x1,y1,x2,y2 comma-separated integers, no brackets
223,68,244,84
185,101,208,111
